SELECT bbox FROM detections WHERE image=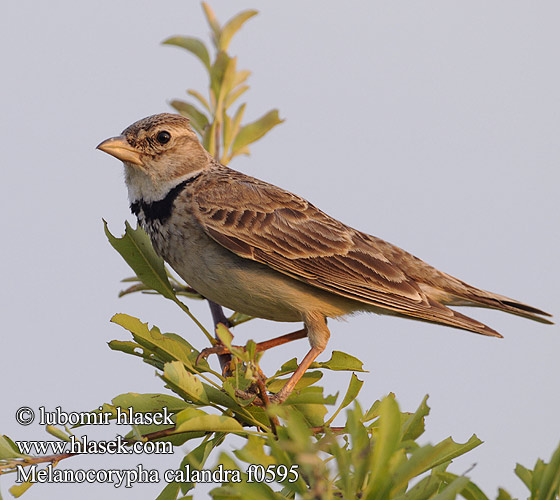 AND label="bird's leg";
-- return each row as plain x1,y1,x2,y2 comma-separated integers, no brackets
196,327,308,363
267,345,324,404
237,313,330,406
266,312,329,404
